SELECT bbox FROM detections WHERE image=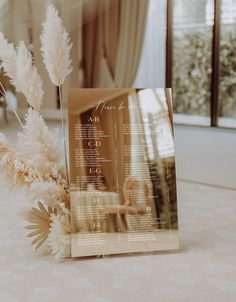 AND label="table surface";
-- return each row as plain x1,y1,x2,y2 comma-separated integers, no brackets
0,180,236,302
